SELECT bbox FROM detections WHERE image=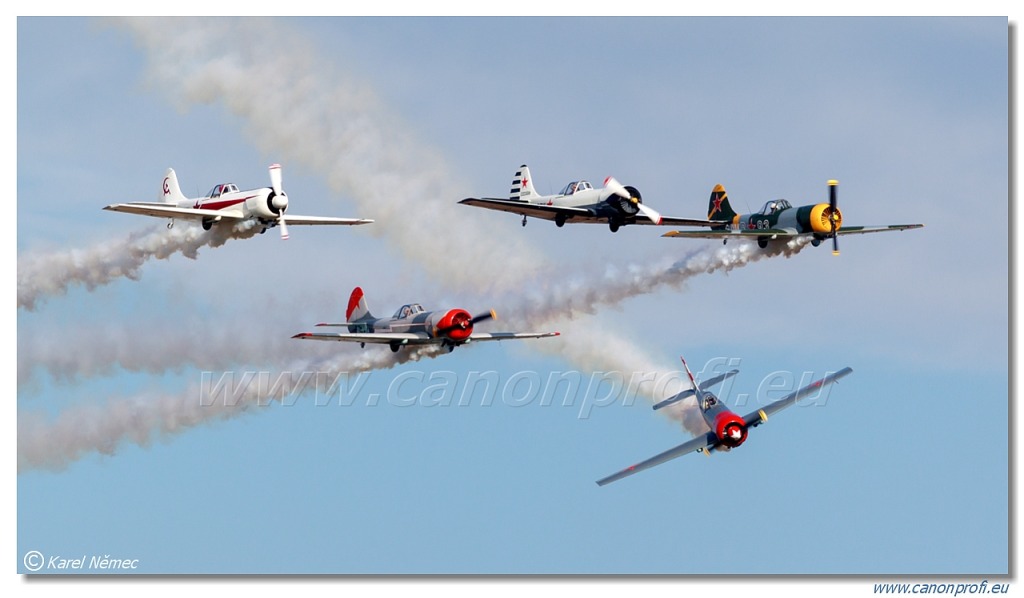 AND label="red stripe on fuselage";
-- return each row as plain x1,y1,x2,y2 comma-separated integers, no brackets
194,195,257,211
